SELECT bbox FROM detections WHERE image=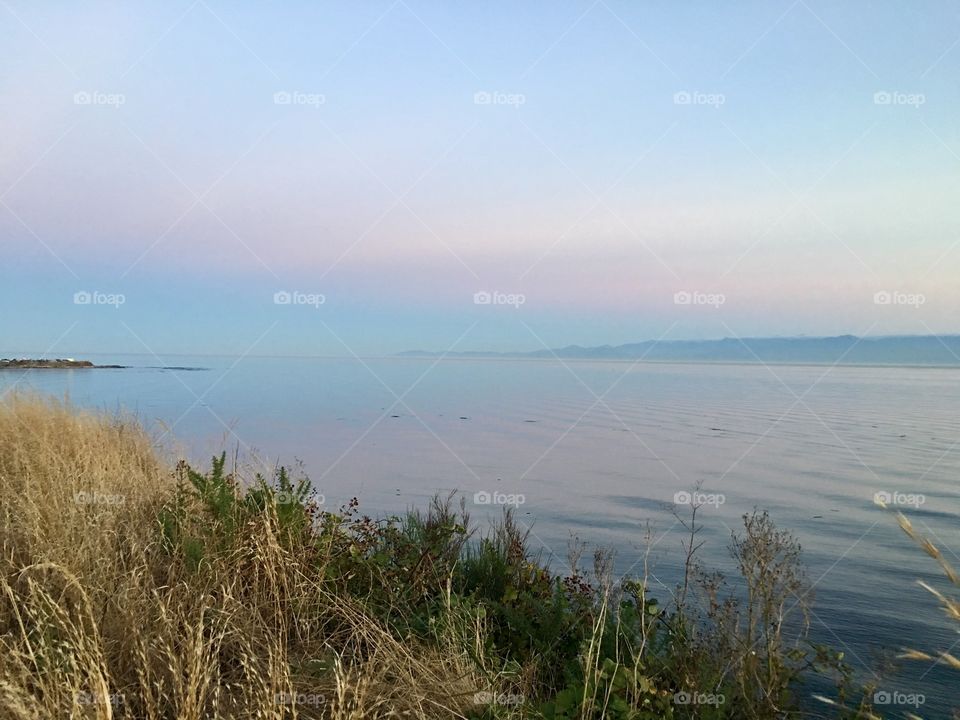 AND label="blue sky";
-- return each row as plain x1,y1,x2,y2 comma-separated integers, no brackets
2,1,959,356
